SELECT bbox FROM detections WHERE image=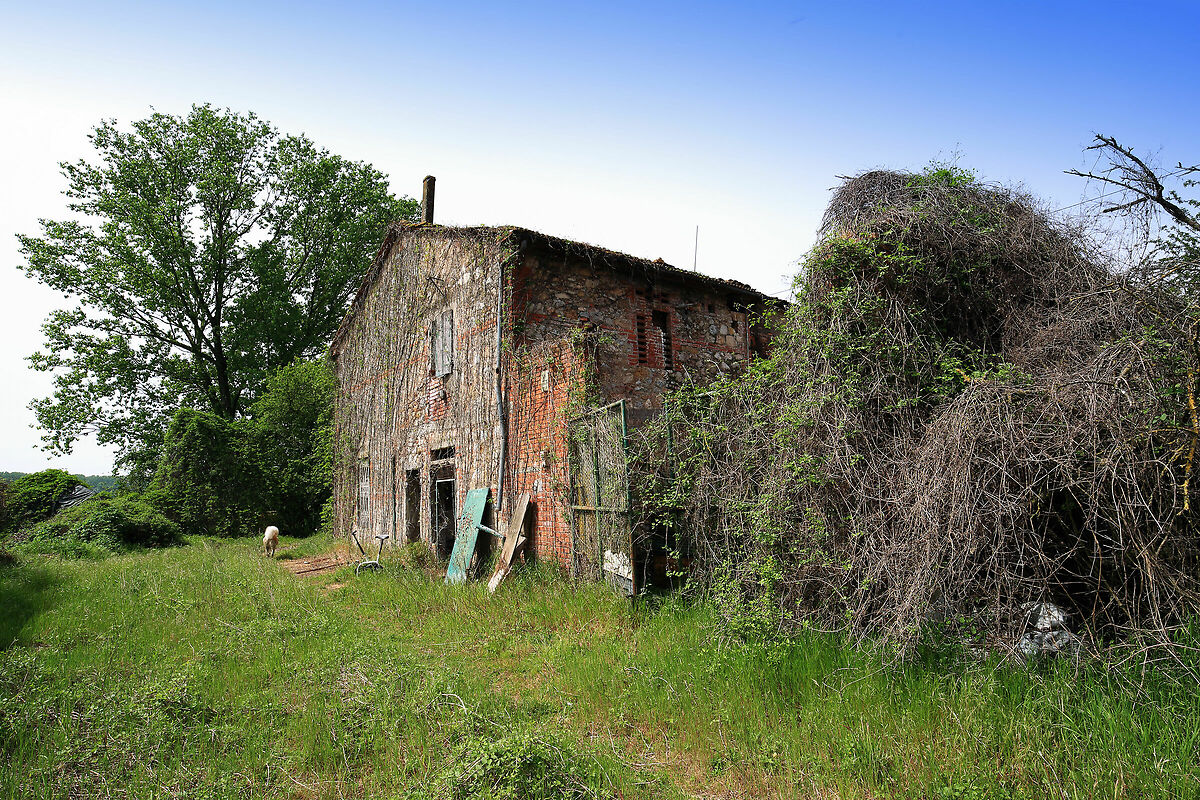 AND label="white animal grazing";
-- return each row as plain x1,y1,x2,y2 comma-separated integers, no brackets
263,525,279,557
